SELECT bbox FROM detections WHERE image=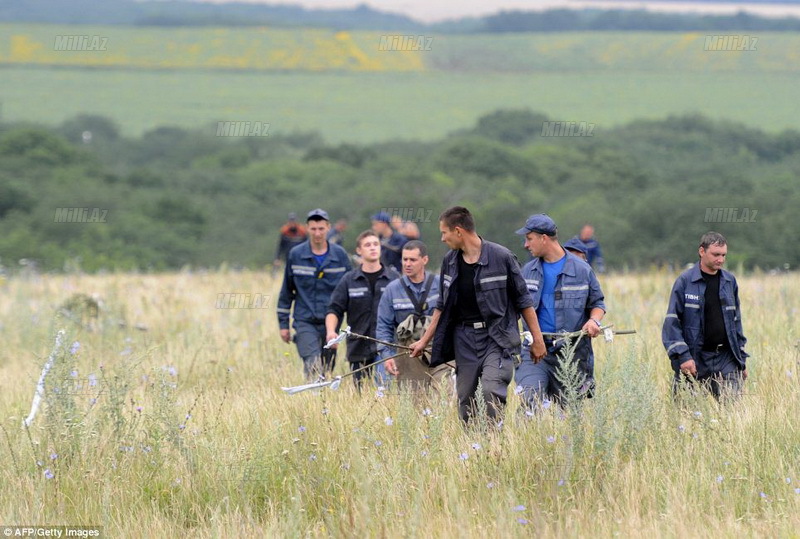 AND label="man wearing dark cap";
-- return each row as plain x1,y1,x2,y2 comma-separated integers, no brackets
273,212,307,267
409,206,547,425
371,211,407,273
563,237,589,261
515,214,606,413
278,209,352,380
662,231,748,401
